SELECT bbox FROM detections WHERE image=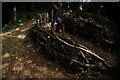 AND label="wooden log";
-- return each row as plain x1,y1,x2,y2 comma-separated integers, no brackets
50,28,112,68
36,26,112,69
